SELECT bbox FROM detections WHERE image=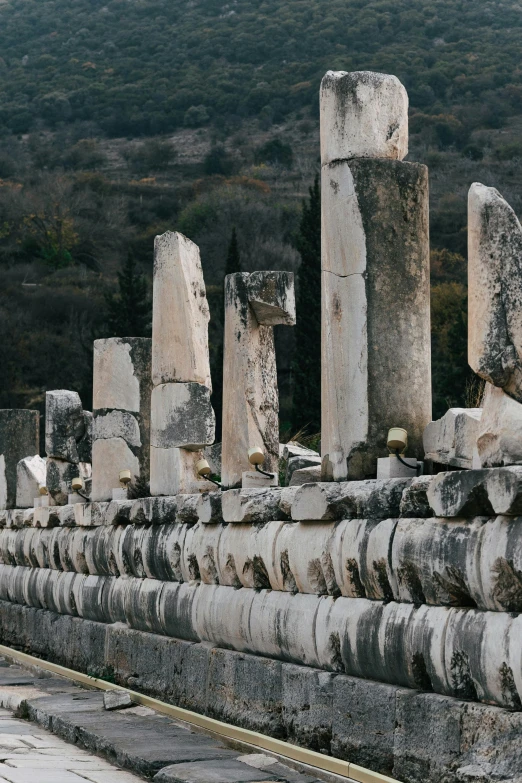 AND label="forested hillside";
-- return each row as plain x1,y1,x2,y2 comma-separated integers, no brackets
0,0,521,434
